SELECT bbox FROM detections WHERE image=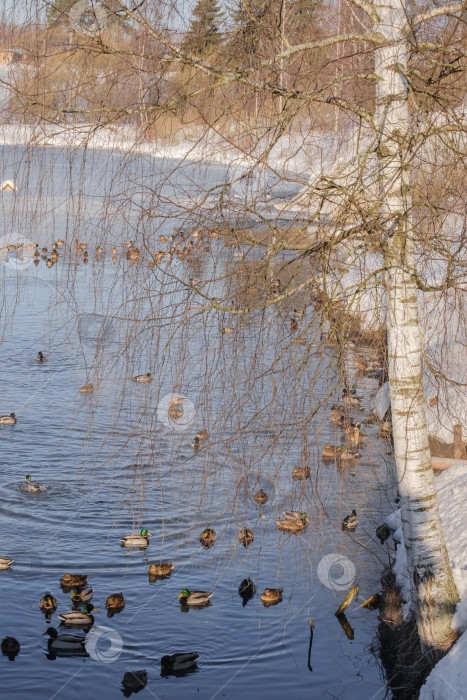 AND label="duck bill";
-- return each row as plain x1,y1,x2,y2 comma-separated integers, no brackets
177,594,183,599
147,532,152,537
